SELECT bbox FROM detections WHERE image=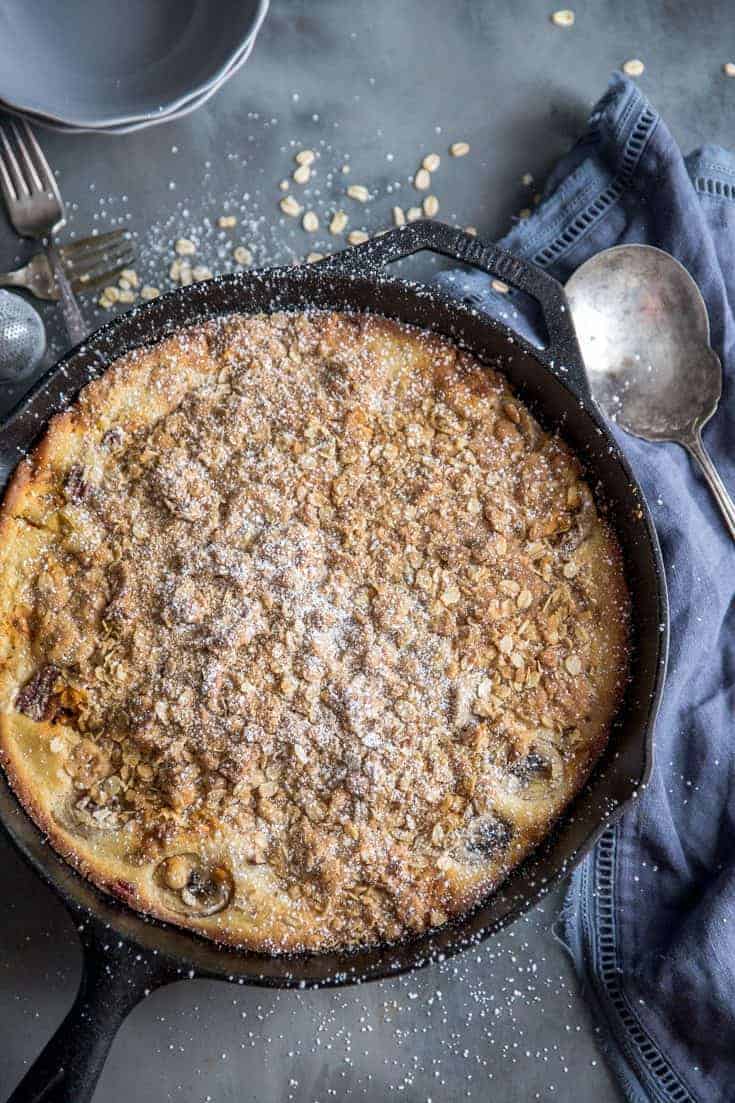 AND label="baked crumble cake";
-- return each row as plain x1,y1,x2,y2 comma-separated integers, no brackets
0,312,629,951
